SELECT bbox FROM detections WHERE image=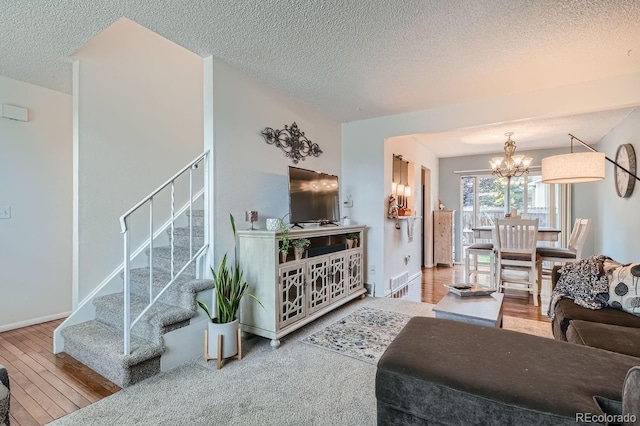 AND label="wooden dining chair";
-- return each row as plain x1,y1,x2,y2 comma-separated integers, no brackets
494,218,540,306
536,218,591,285
464,234,495,288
